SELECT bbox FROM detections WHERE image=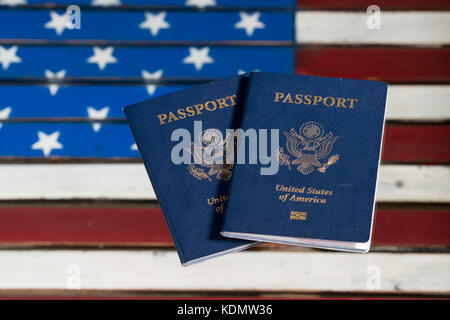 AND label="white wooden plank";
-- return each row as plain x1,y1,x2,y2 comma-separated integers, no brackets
376,165,450,203
0,164,448,203
0,163,156,200
386,85,450,122
0,250,448,294
296,11,450,45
